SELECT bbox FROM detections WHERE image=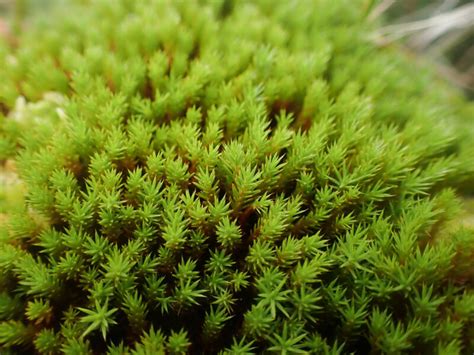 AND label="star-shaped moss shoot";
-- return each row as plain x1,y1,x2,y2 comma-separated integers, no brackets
78,299,118,339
